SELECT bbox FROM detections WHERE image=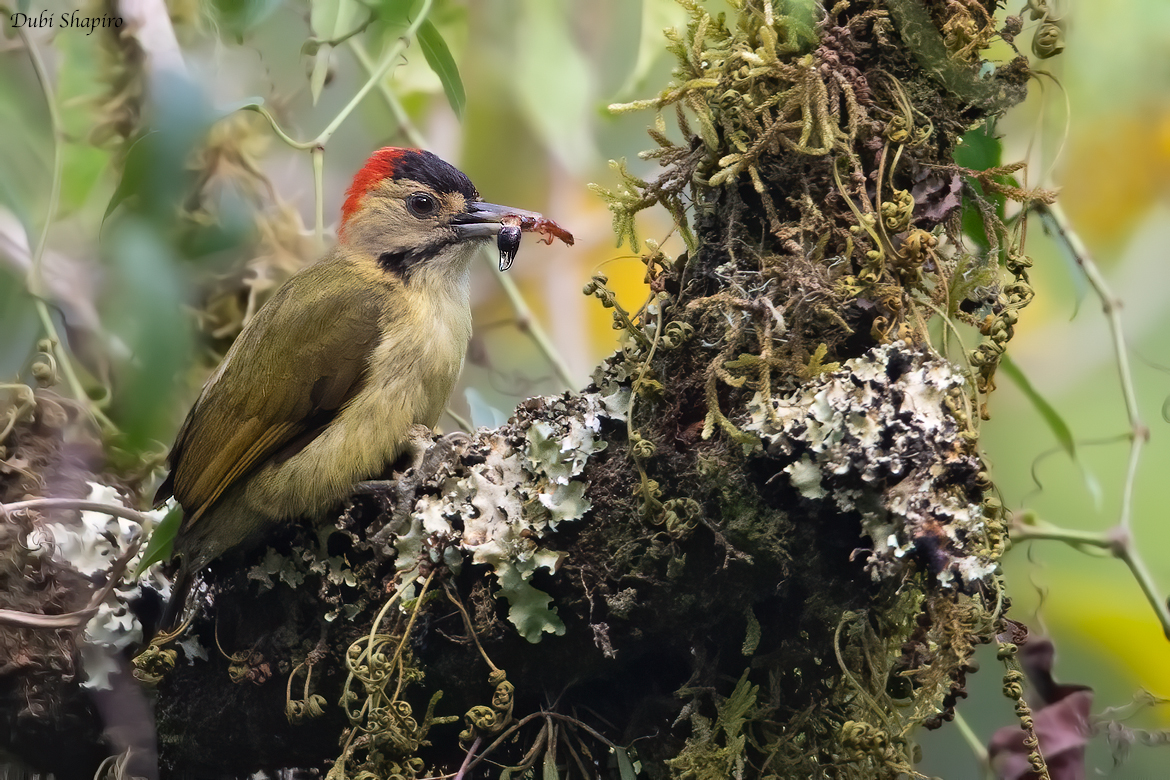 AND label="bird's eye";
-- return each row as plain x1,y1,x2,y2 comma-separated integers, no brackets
406,193,438,218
